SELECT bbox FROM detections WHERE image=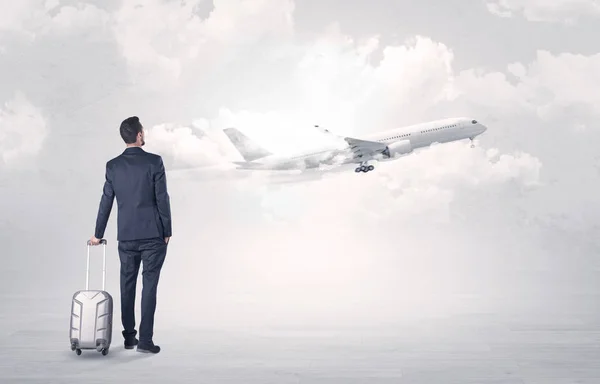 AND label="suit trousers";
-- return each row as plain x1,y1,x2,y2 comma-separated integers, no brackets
118,237,168,344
